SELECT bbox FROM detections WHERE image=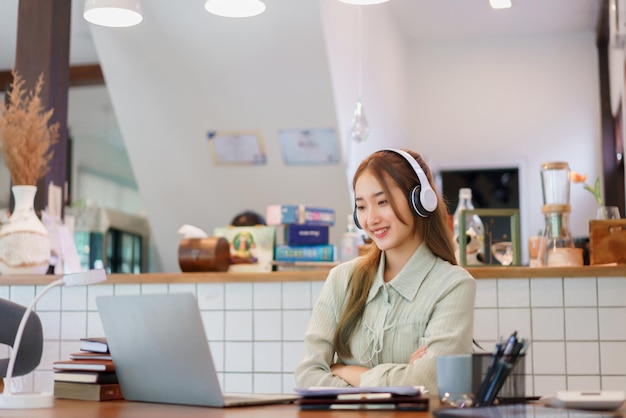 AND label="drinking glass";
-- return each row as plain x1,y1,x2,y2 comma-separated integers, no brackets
491,242,513,266
527,236,545,267
596,206,621,220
